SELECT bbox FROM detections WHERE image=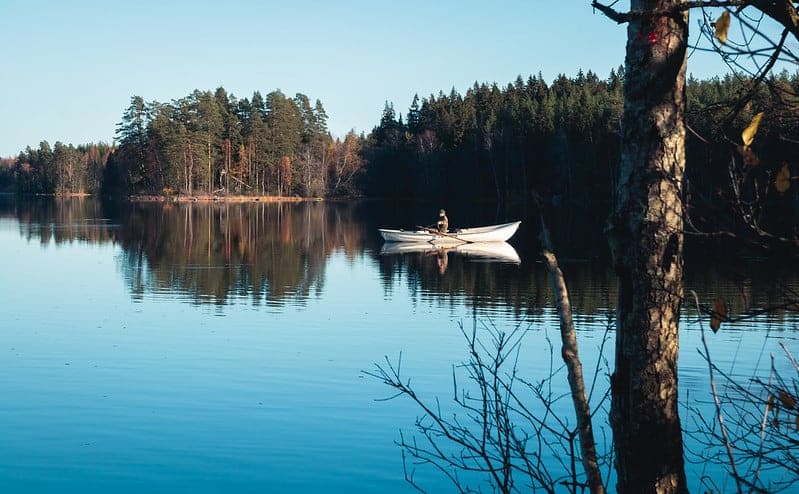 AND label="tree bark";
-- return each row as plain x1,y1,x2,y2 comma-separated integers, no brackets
607,1,689,492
